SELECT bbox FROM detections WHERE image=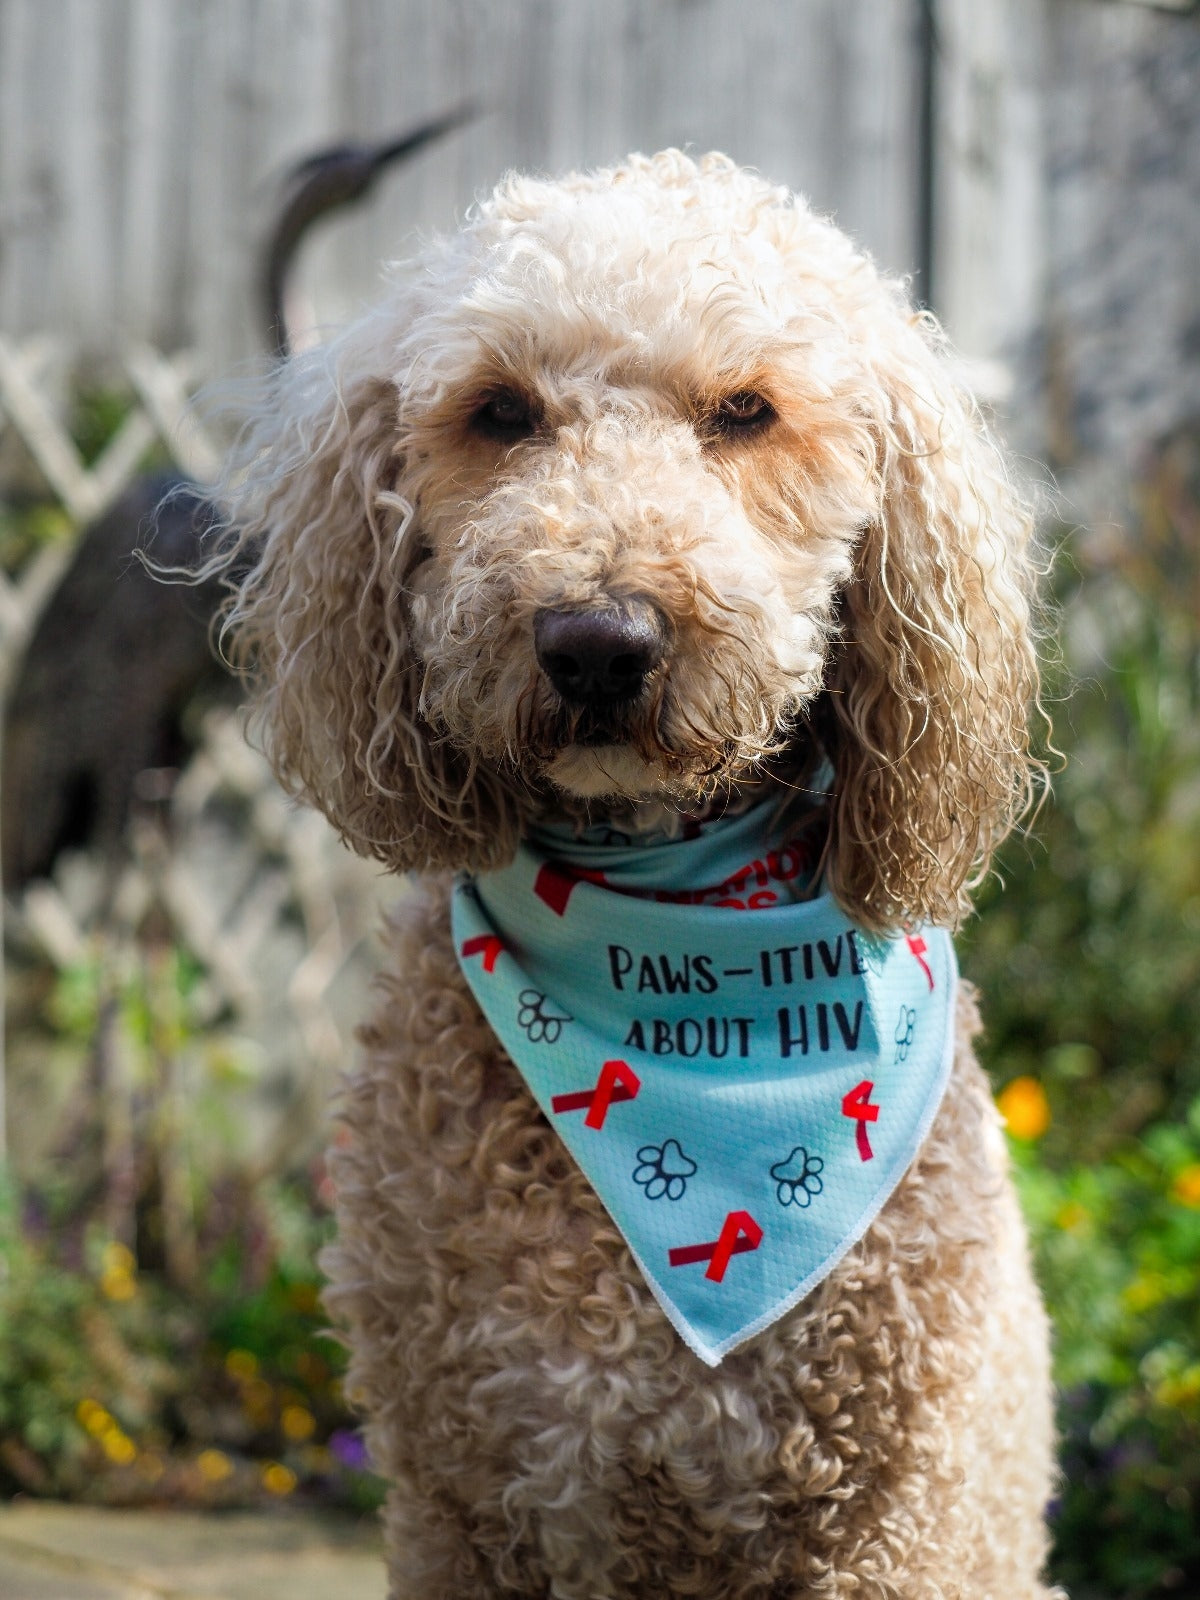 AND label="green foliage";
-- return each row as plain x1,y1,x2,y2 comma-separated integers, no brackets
0,1167,380,1509
0,379,174,574
961,431,1200,1597
0,499,74,572
69,386,134,467
68,382,170,476
1006,1134,1200,1598
0,942,380,1510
